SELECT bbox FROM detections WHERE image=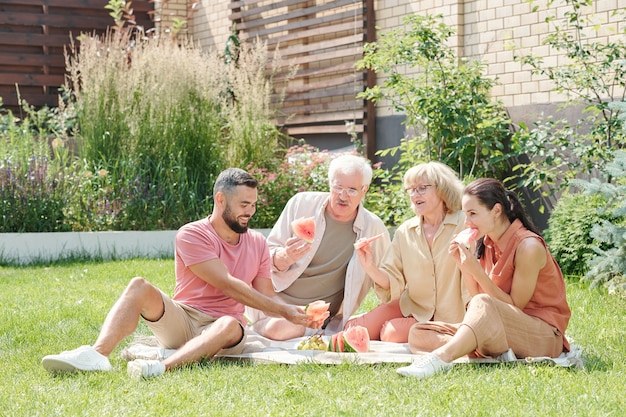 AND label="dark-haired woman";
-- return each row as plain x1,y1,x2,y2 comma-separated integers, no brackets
397,178,571,378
